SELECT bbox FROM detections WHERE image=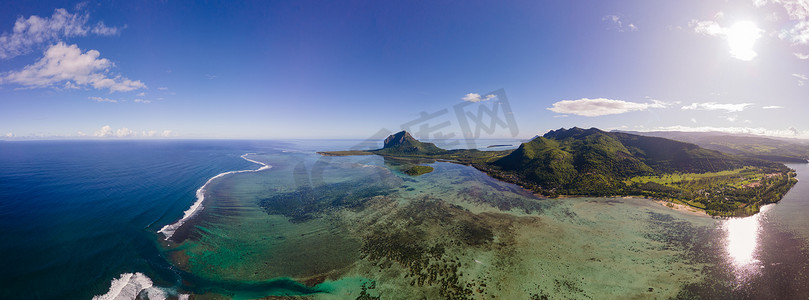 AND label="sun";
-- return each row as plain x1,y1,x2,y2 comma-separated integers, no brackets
726,21,762,61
